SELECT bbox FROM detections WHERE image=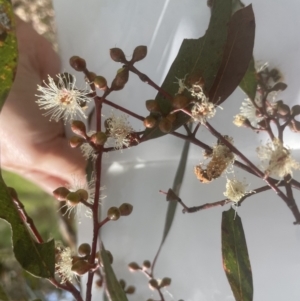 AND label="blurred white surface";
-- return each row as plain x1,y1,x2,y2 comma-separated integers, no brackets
53,1,300,300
